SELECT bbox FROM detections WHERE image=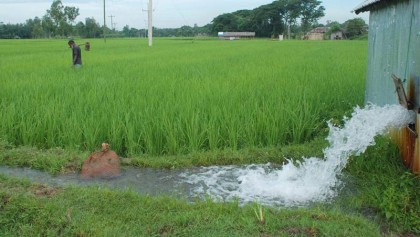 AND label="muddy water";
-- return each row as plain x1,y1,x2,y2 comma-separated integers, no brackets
0,164,359,207
1,164,305,205
0,164,343,207
0,166,195,198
